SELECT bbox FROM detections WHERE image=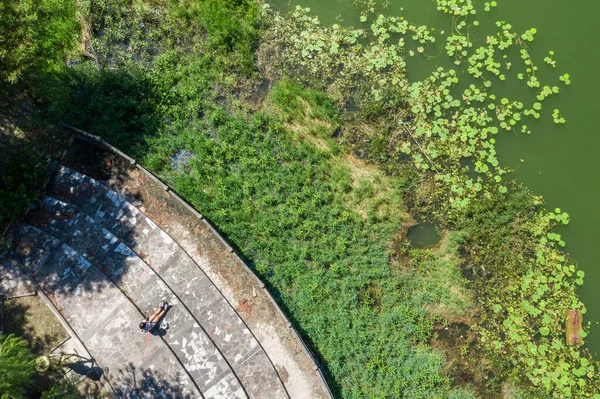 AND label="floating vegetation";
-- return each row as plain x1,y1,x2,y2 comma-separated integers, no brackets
483,1,498,12
545,50,557,67
260,0,598,396
553,109,566,124
560,73,572,85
